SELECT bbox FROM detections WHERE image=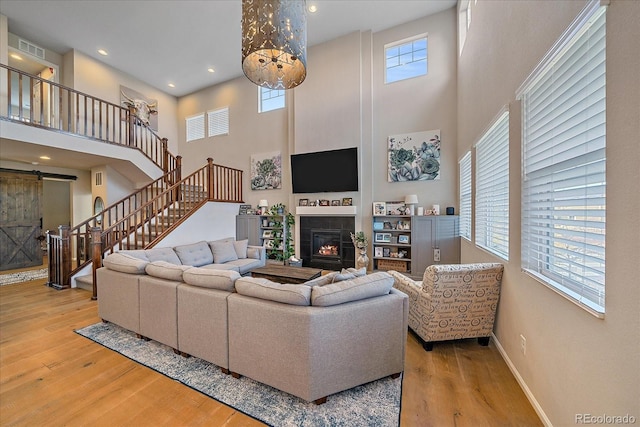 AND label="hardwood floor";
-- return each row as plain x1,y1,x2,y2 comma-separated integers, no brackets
0,278,542,426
